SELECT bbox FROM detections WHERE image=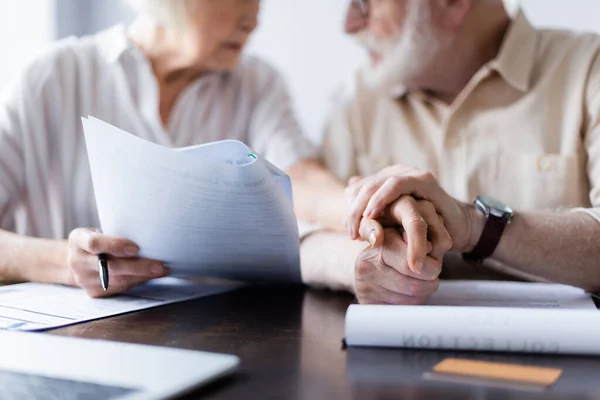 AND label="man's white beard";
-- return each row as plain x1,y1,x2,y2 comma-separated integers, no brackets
362,3,439,95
